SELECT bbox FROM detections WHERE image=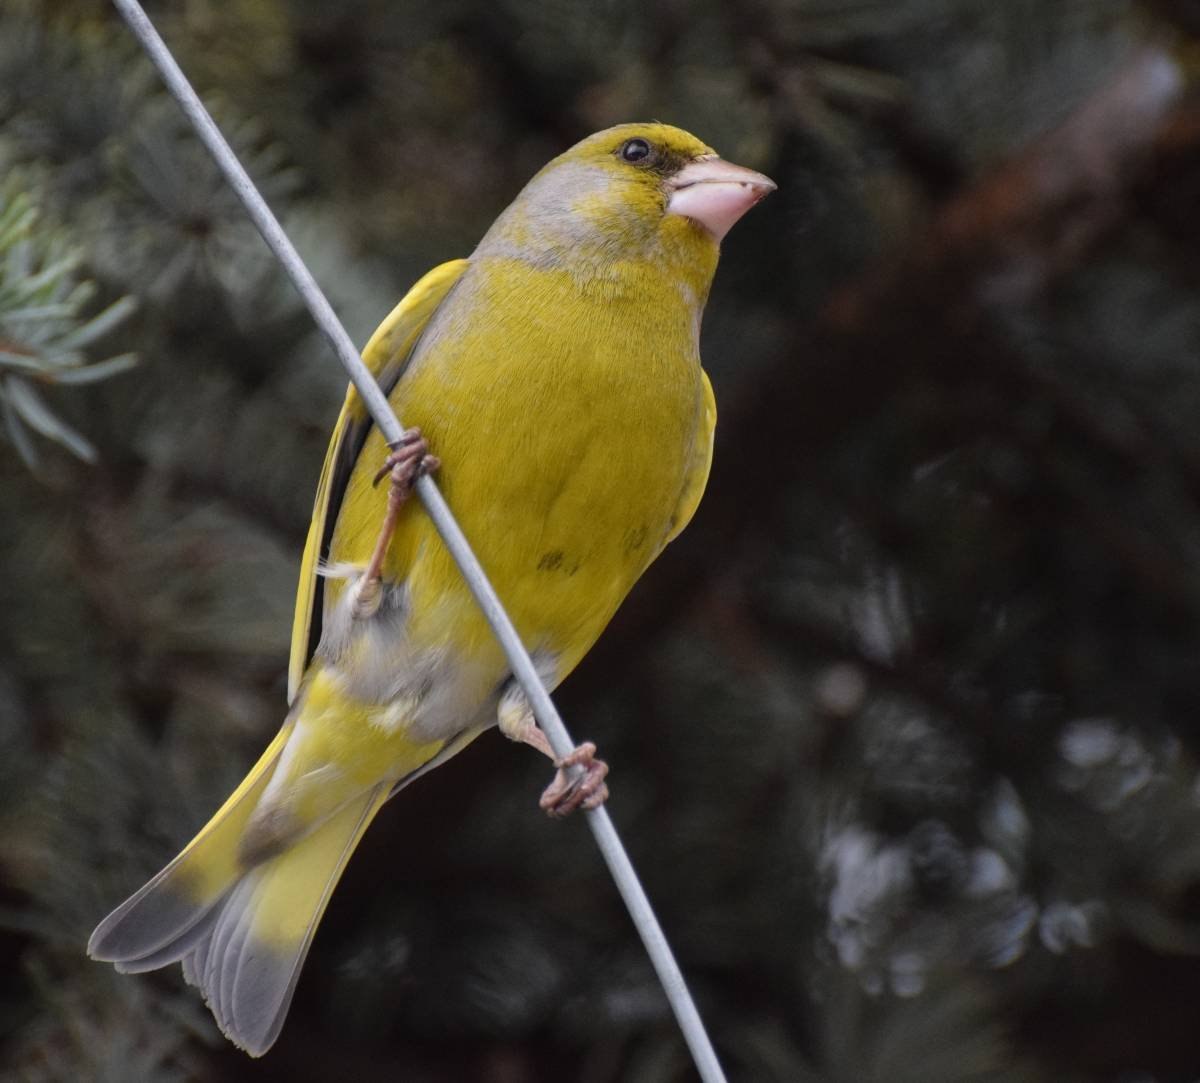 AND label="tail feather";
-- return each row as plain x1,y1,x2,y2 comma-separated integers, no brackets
183,783,391,1055
89,712,469,1055
89,719,296,968
114,905,219,975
